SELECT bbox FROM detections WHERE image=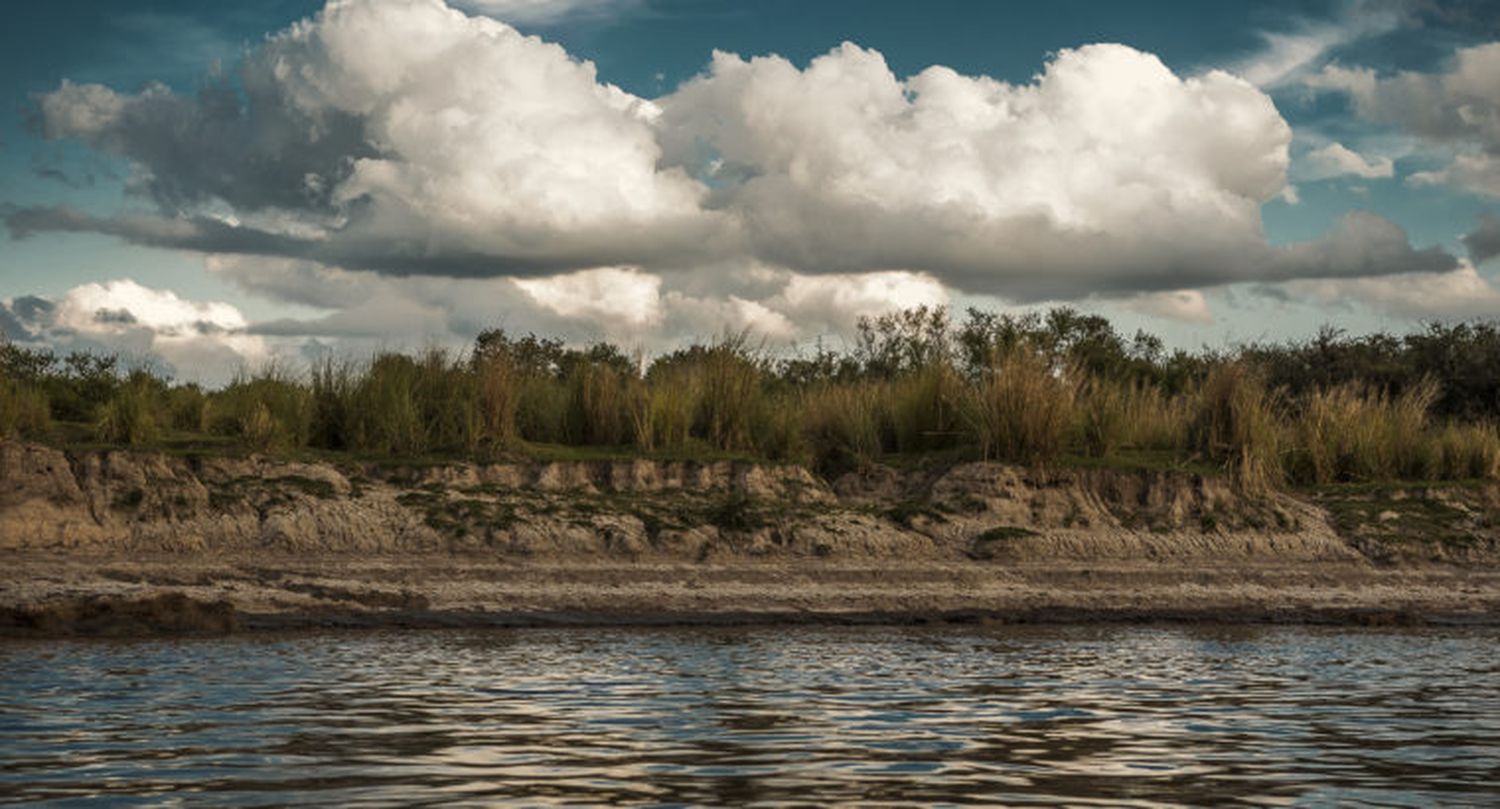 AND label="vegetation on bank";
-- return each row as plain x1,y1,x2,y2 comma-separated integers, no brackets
3,306,1500,491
